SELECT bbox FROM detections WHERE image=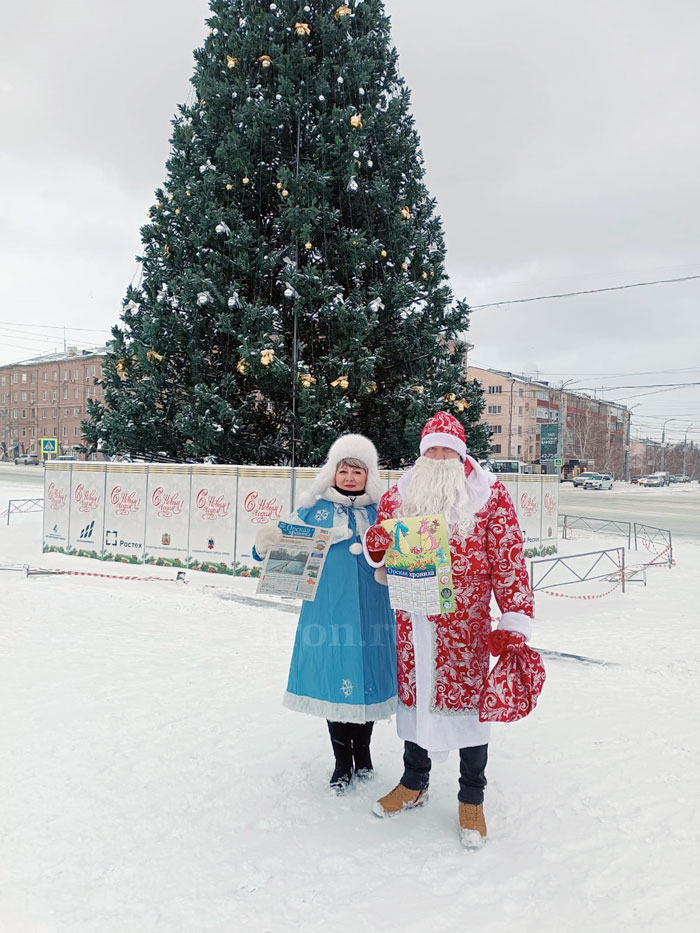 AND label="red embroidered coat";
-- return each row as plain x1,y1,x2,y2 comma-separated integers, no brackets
365,470,534,715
